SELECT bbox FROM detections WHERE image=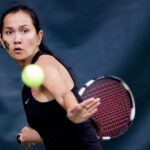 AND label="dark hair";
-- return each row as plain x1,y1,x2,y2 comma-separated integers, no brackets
0,4,53,55
0,5,78,81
